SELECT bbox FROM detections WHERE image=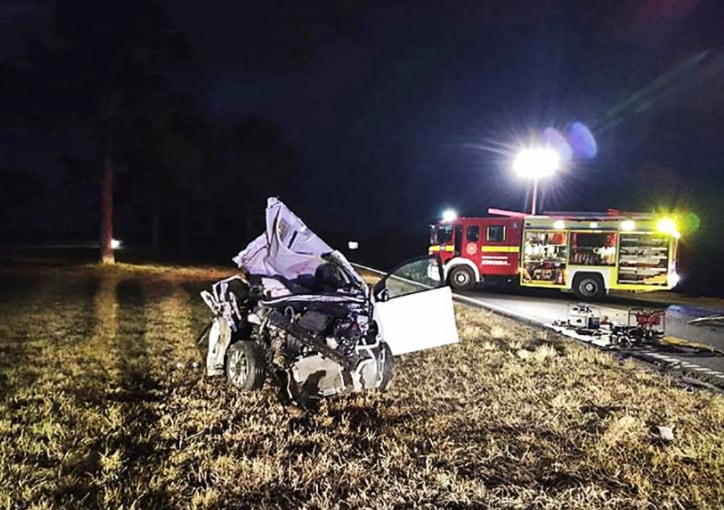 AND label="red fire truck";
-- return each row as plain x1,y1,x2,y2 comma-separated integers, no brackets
429,208,681,299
